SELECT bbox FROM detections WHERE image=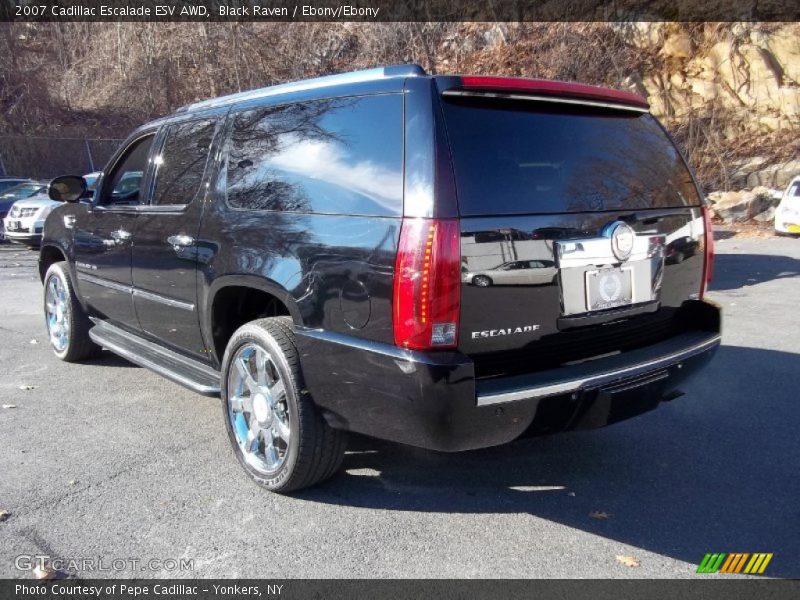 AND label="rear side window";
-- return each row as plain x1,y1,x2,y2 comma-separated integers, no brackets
226,94,403,216
152,119,216,206
441,98,702,215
